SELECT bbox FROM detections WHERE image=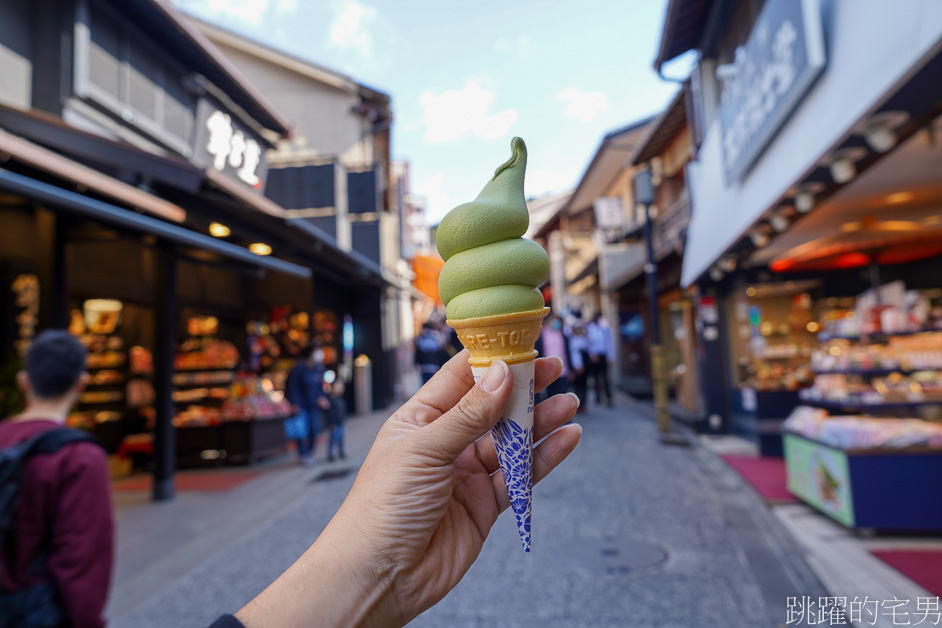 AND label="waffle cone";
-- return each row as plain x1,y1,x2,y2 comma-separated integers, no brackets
447,307,550,367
